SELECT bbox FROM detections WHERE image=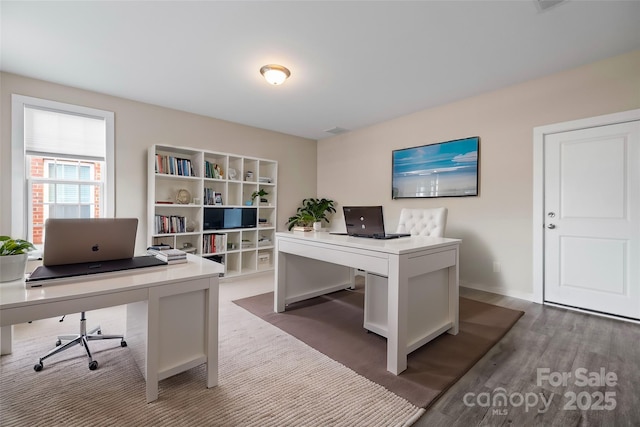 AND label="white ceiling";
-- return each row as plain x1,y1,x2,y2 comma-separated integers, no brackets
2,1,639,140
